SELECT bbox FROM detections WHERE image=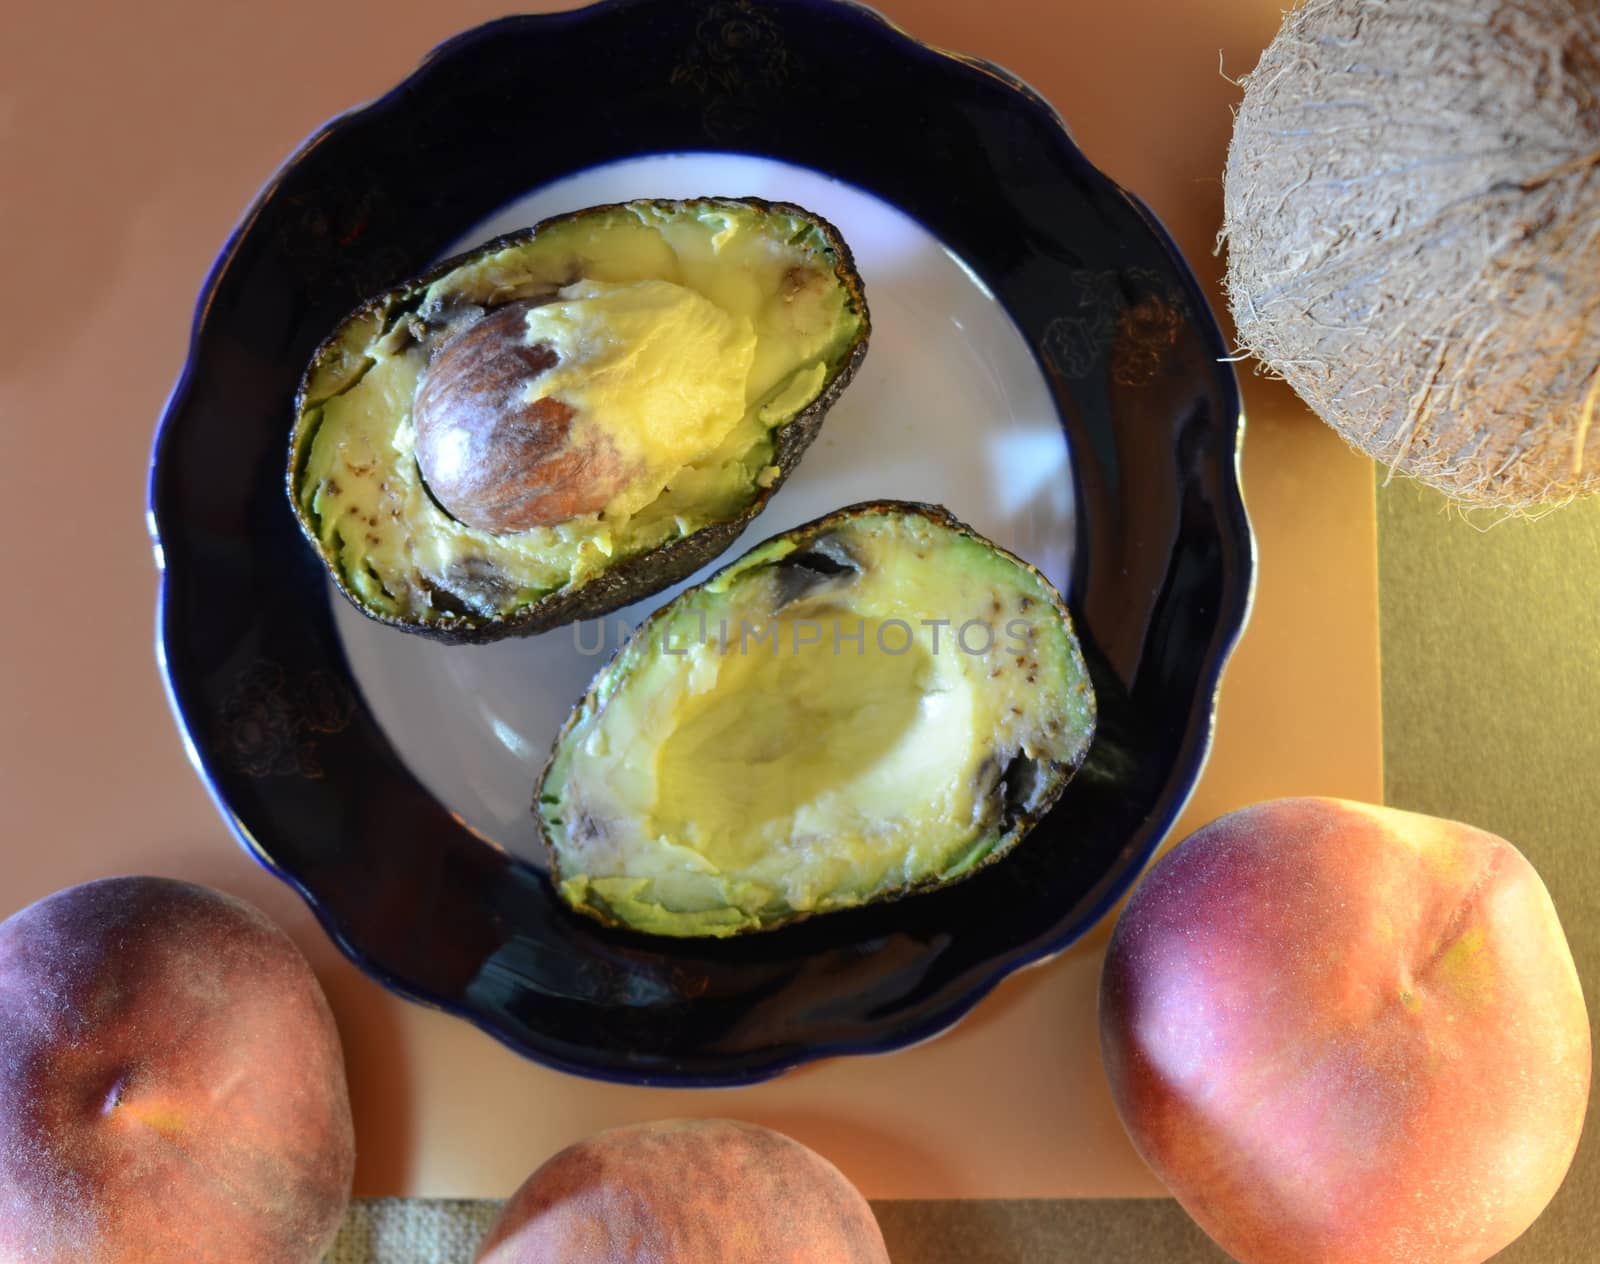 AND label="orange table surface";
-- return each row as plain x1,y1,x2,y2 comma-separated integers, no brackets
0,0,1380,1198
